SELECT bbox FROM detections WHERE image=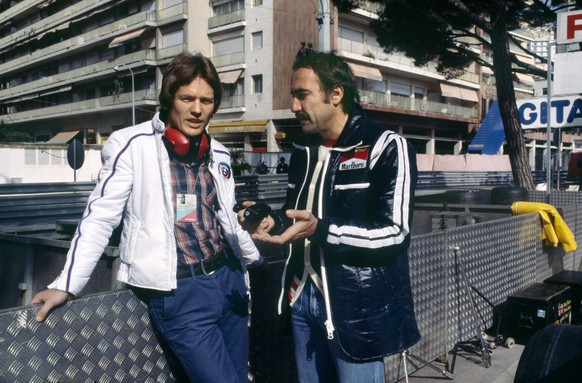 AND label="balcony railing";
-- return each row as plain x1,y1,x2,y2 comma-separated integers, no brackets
360,90,479,119
0,11,154,76
157,1,187,22
208,10,245,29
0,0,104,48
212,52,245,68
355,1,383,13
158,44,187,60
219,95,245,110
2,89,158,124
338,37,480,84
0,50,156,102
